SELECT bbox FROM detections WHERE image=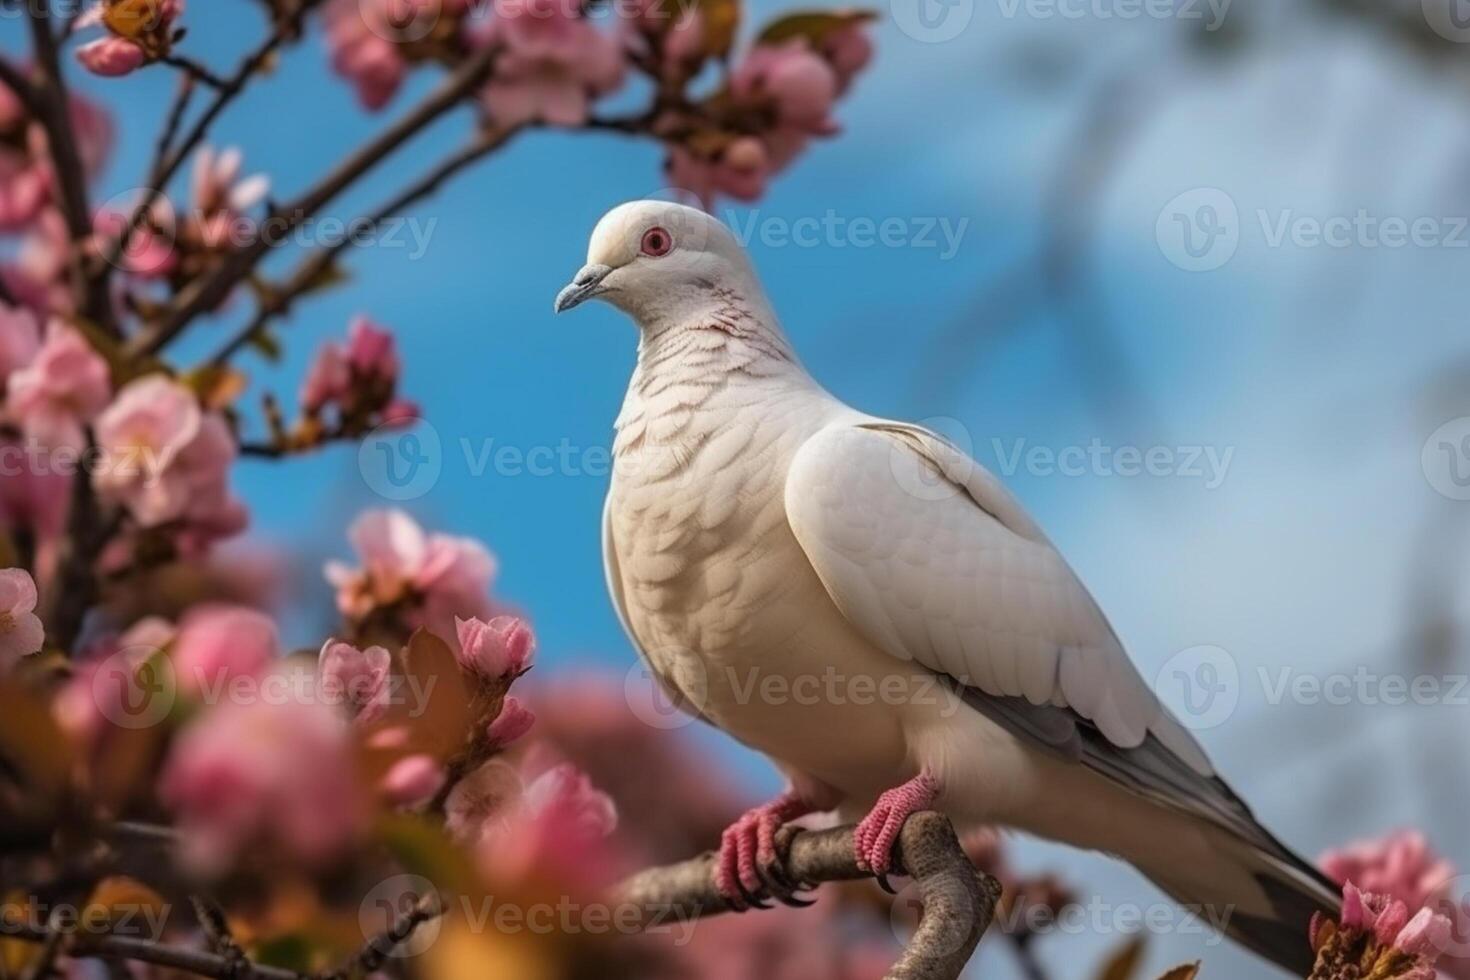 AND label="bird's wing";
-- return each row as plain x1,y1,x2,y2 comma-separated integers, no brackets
602,493,713,726
784,420,1319,864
